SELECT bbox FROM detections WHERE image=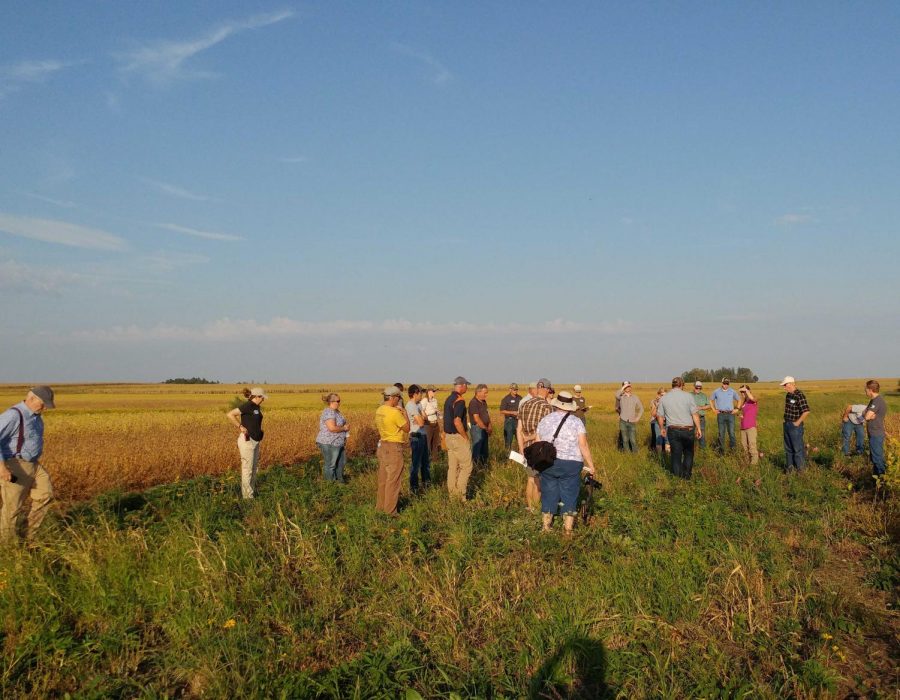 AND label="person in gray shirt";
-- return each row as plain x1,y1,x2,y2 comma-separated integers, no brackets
863,379,888,476
617,382,644,453
656,377,702,479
